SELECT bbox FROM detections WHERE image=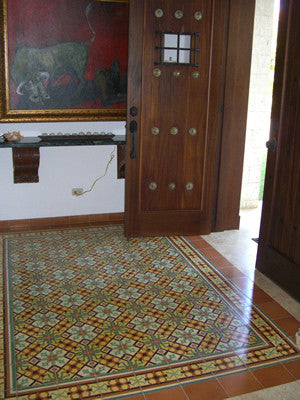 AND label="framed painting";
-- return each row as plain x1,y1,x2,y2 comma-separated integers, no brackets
0,0,129,122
